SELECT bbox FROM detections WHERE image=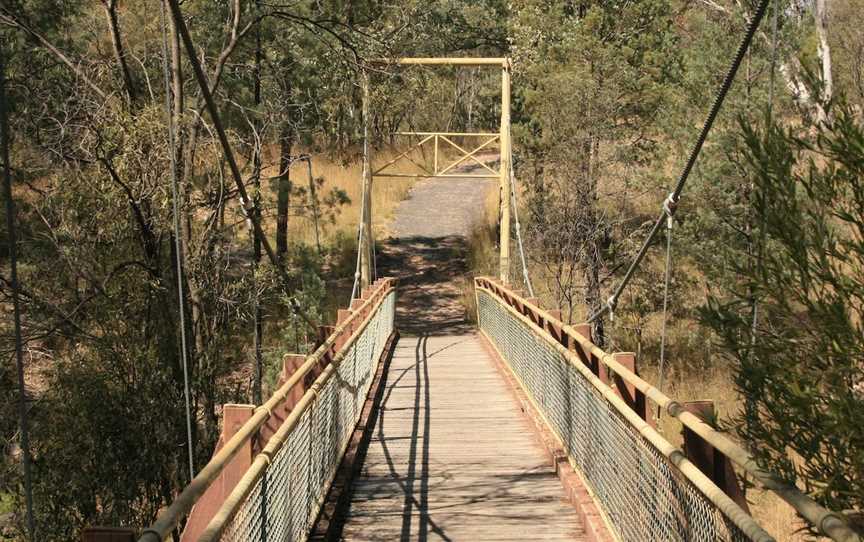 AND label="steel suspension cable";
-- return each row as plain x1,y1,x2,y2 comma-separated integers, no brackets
588,0,771,323
159,0,195,482
0,41,36,542
507,125,535,298
750,0,779,348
